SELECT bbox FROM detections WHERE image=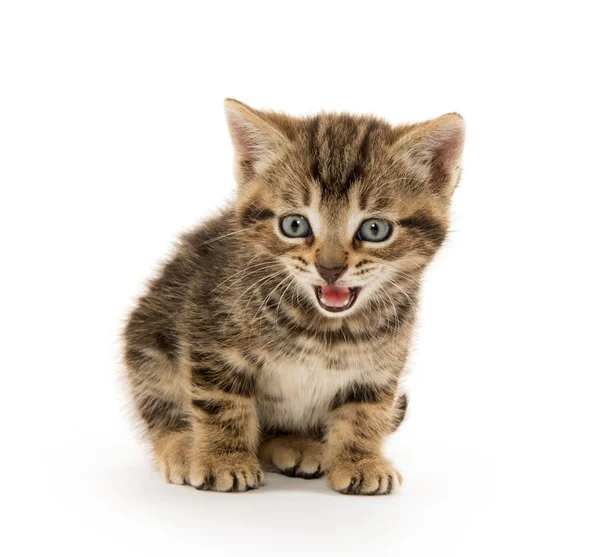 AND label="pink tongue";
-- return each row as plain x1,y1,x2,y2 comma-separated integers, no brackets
320,285,351,308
